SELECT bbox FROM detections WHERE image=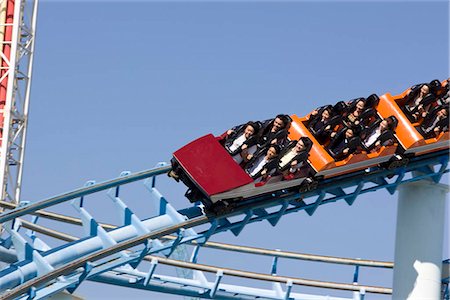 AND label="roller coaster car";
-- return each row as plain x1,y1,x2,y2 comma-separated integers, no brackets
379,90,449,157
171,134,313,212
171,80,449,213
289,113,400,179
